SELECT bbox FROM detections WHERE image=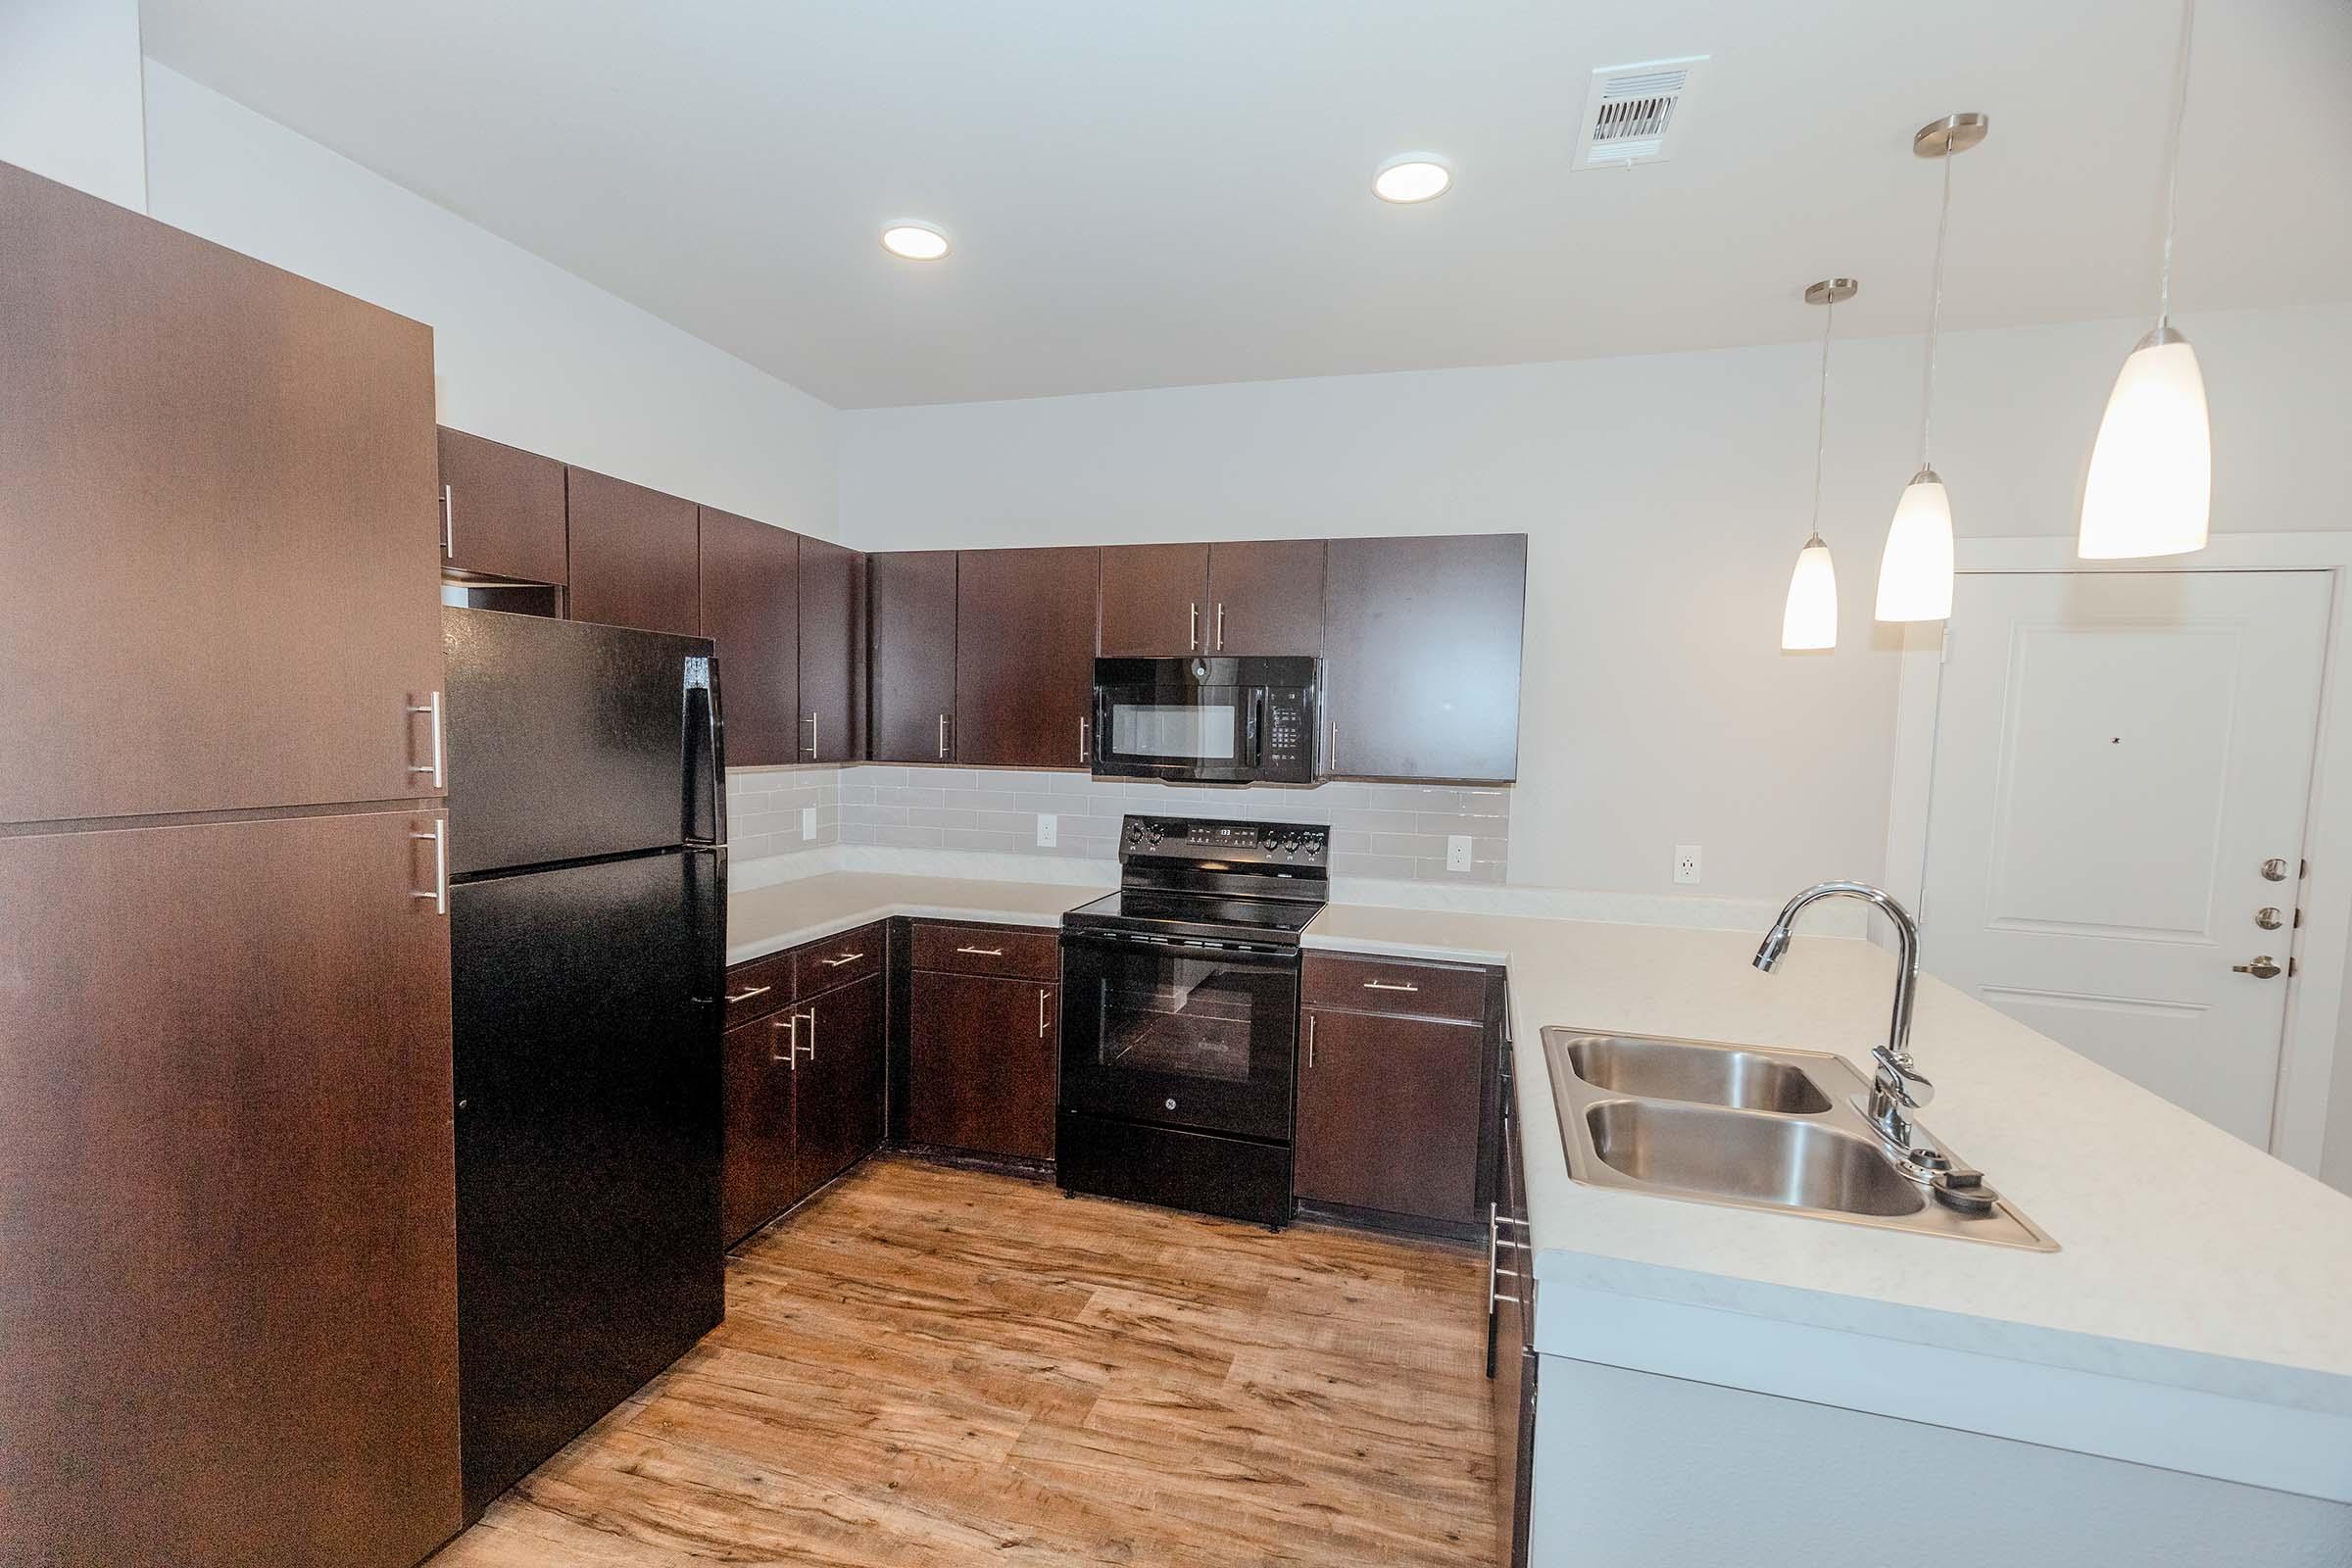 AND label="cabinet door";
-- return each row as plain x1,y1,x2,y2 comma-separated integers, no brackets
1491,1060,1535,1567
436,426,567,586
800,536,866,763
1206,539,1325,656
869,551,961,762
0,810,461,1568
1296,1006,1484,1221
909,969,1058,1159
1099,542,1208,657
699,508,801,767
956,547,1102,769
796,973,887,1193
0,161,442,824
565,466,700,636
1323,534,1527,782
721,1010,800,1245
